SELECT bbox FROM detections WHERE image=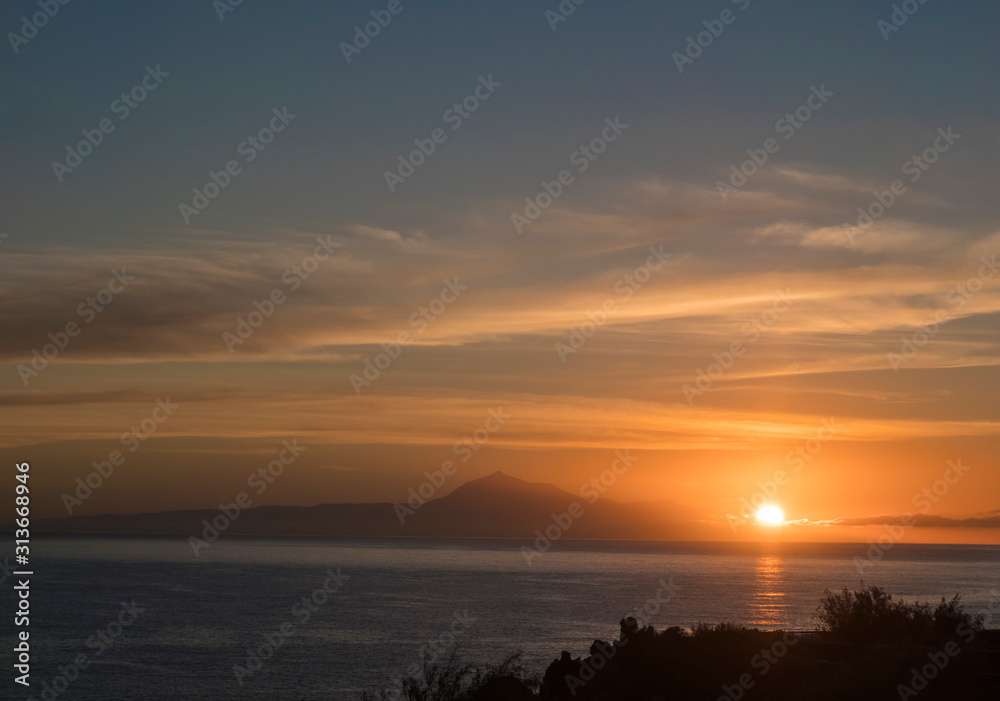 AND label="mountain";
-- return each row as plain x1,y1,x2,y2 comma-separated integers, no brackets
33,471,702,540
